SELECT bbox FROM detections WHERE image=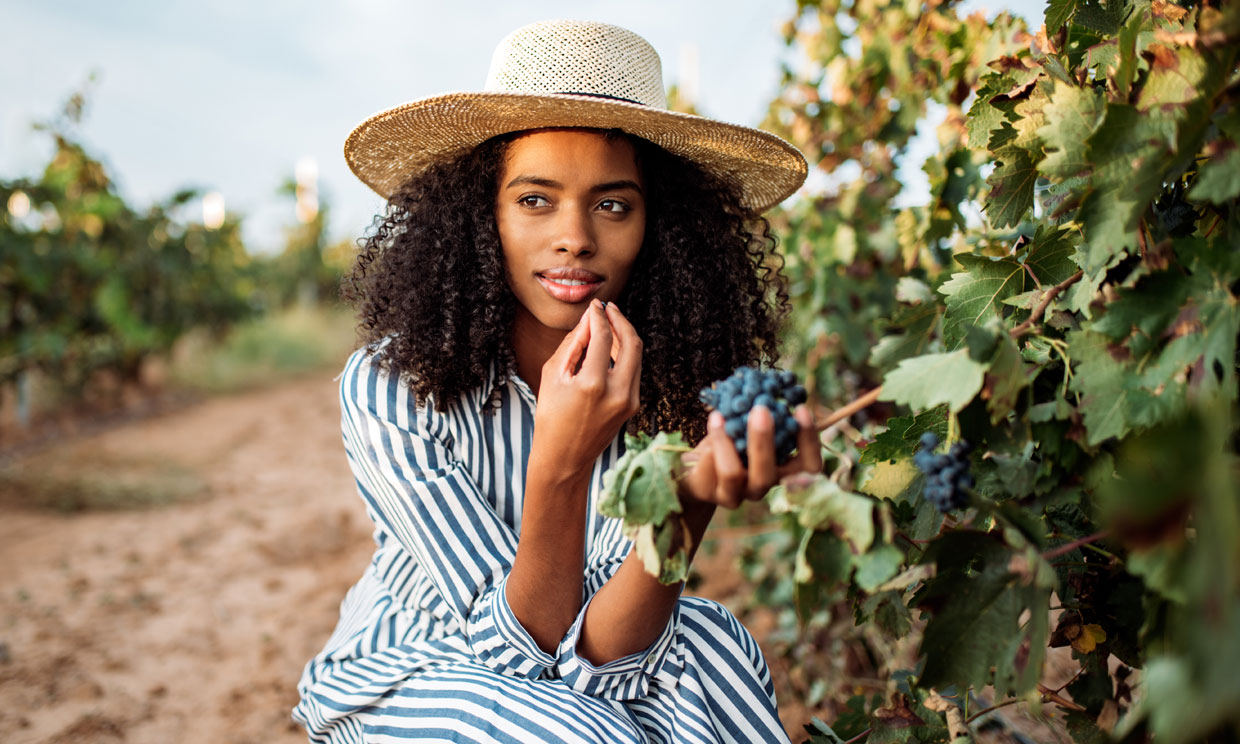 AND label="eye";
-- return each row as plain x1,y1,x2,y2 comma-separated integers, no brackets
518,194,550,208
597,199,630,213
